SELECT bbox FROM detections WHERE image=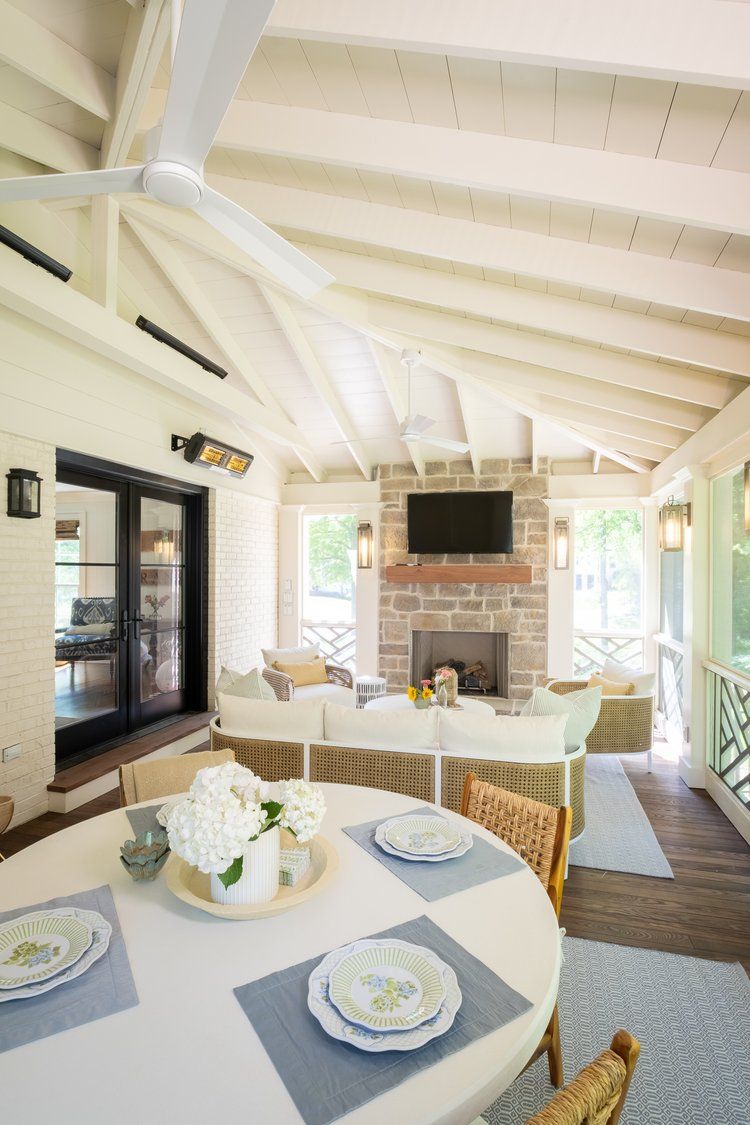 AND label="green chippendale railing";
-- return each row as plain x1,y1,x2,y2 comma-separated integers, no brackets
707,662,750,810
